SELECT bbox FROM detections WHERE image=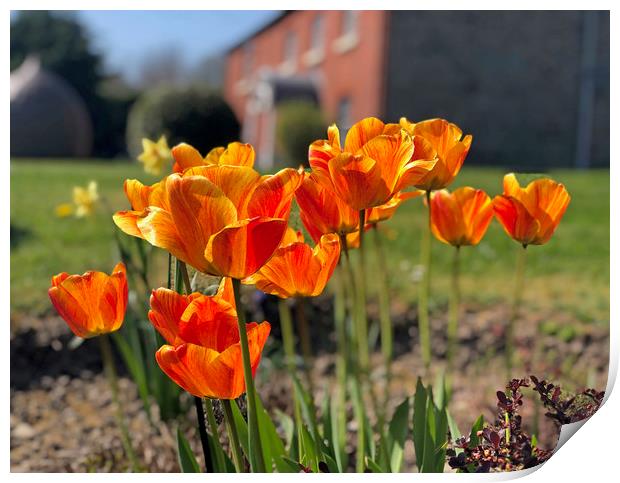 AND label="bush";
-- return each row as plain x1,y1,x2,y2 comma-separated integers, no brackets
276,101,326,167
126,85,240,159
